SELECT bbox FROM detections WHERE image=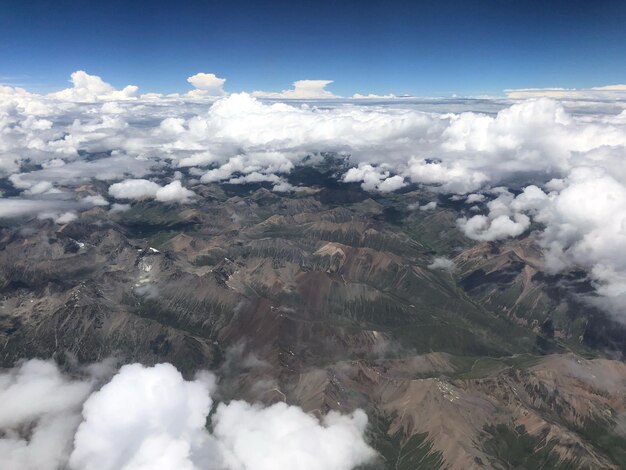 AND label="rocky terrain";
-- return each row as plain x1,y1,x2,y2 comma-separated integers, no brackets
1,164,625,469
